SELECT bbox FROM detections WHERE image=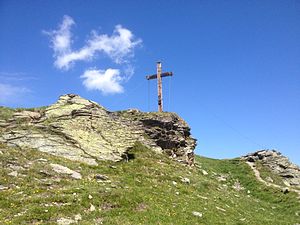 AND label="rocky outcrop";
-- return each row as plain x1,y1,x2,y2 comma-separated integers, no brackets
112,110,196,165
0,94,196,165
242,150,300,188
